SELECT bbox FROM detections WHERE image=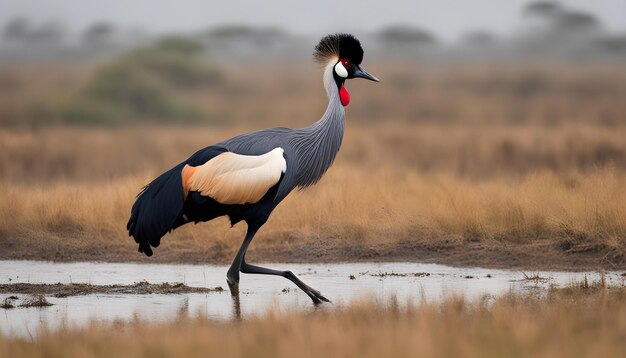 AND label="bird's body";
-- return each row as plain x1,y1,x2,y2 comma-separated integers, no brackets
127,34,378,303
